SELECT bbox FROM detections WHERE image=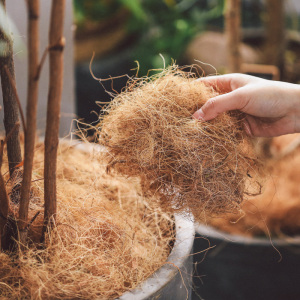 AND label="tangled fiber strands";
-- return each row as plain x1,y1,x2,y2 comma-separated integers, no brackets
0,142,173,299
99,66,260,219
207,135,300,238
